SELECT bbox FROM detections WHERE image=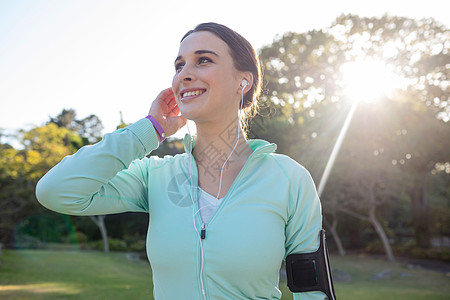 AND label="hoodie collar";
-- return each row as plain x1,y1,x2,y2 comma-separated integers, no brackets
183,134,276,159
